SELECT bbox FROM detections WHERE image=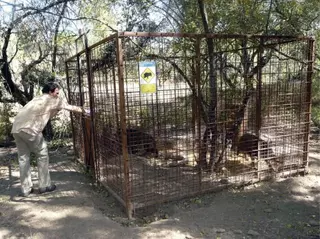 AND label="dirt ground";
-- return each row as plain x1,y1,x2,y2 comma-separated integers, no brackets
0,137,319,239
